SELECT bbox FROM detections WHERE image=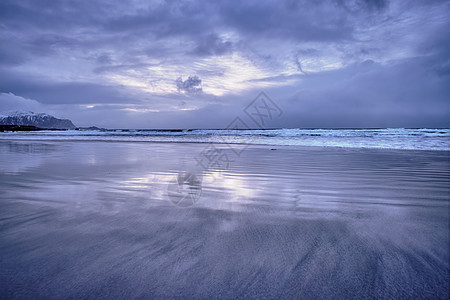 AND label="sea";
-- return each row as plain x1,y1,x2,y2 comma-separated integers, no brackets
0,128,448,151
